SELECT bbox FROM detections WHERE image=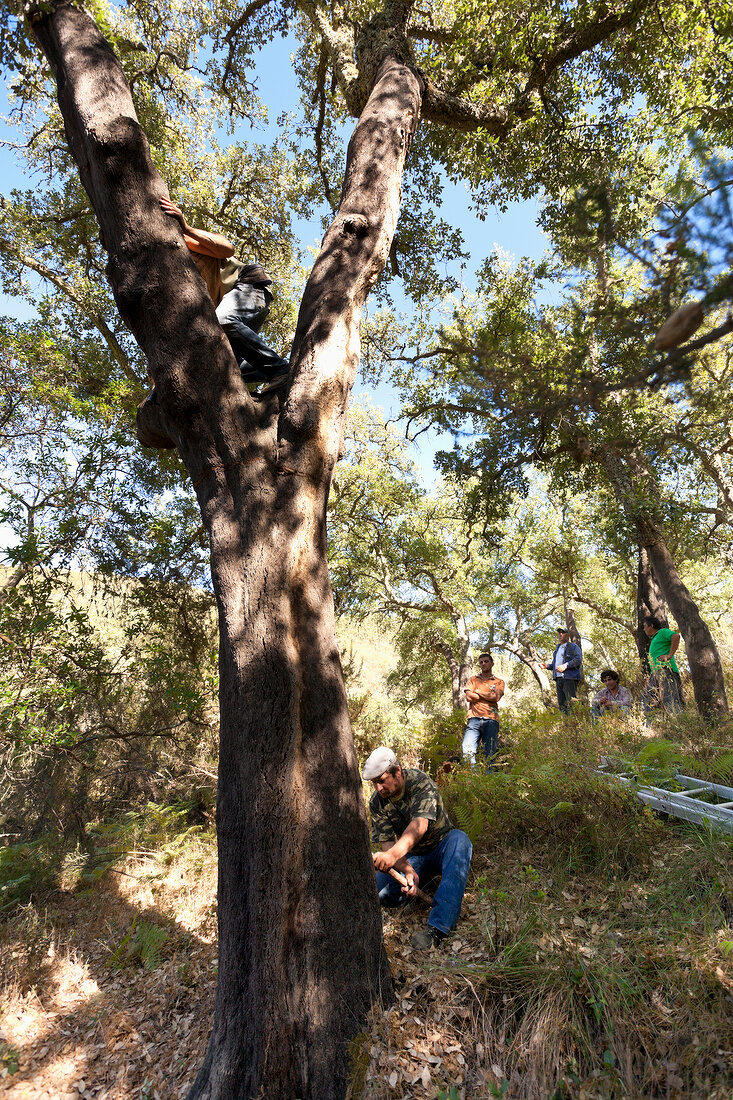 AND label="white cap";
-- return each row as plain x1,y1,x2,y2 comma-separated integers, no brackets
362,747,397,780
